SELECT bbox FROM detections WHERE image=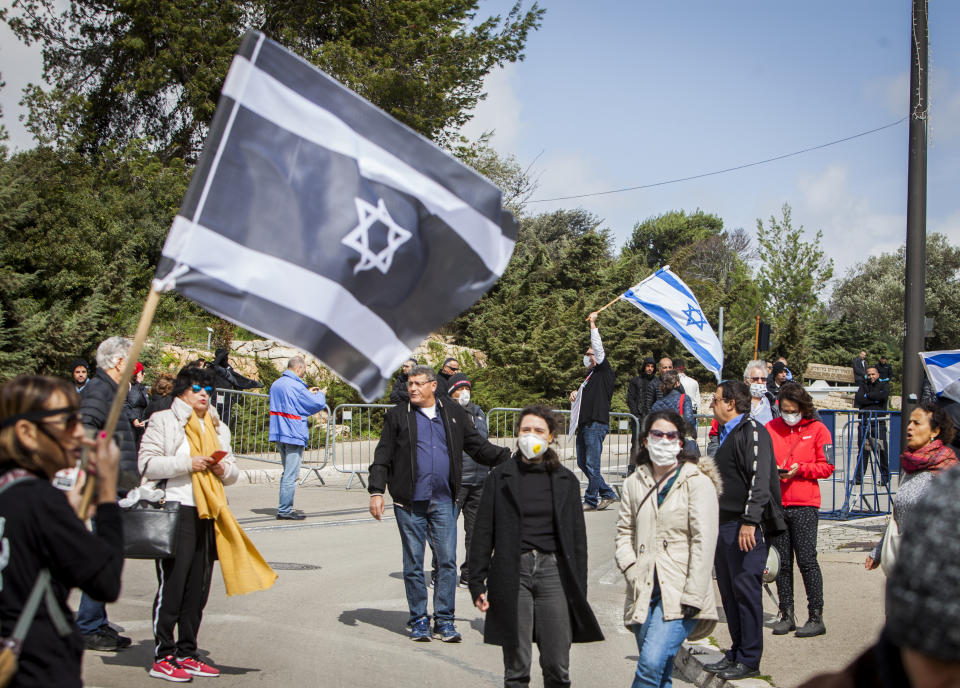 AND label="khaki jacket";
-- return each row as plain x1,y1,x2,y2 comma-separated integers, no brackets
138,397,239,506
614,457,721,627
